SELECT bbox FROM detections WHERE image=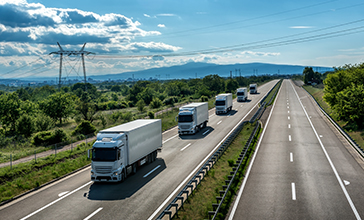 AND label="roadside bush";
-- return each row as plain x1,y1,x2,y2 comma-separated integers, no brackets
137,100,146,112
34,113,55,132
72,121,96,136
148,111,155,119
150,97,163,109
32,128,68,146
15,114,34,137
200,95,208,102
163,96,179,106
